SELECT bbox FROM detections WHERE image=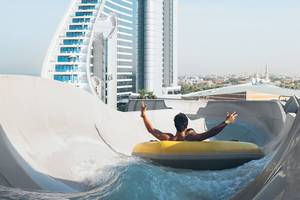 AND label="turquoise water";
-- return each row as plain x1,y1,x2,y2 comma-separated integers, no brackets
0,154,271,200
